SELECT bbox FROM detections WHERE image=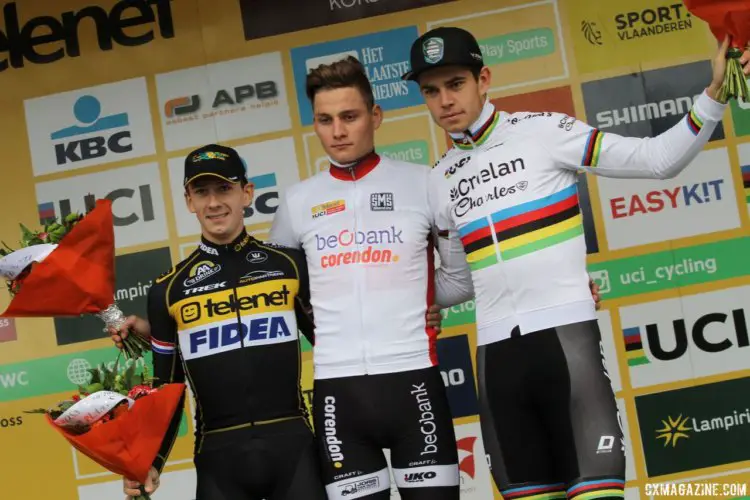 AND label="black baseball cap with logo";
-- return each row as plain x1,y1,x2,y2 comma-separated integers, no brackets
183,144,248,187
402,26,485,82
